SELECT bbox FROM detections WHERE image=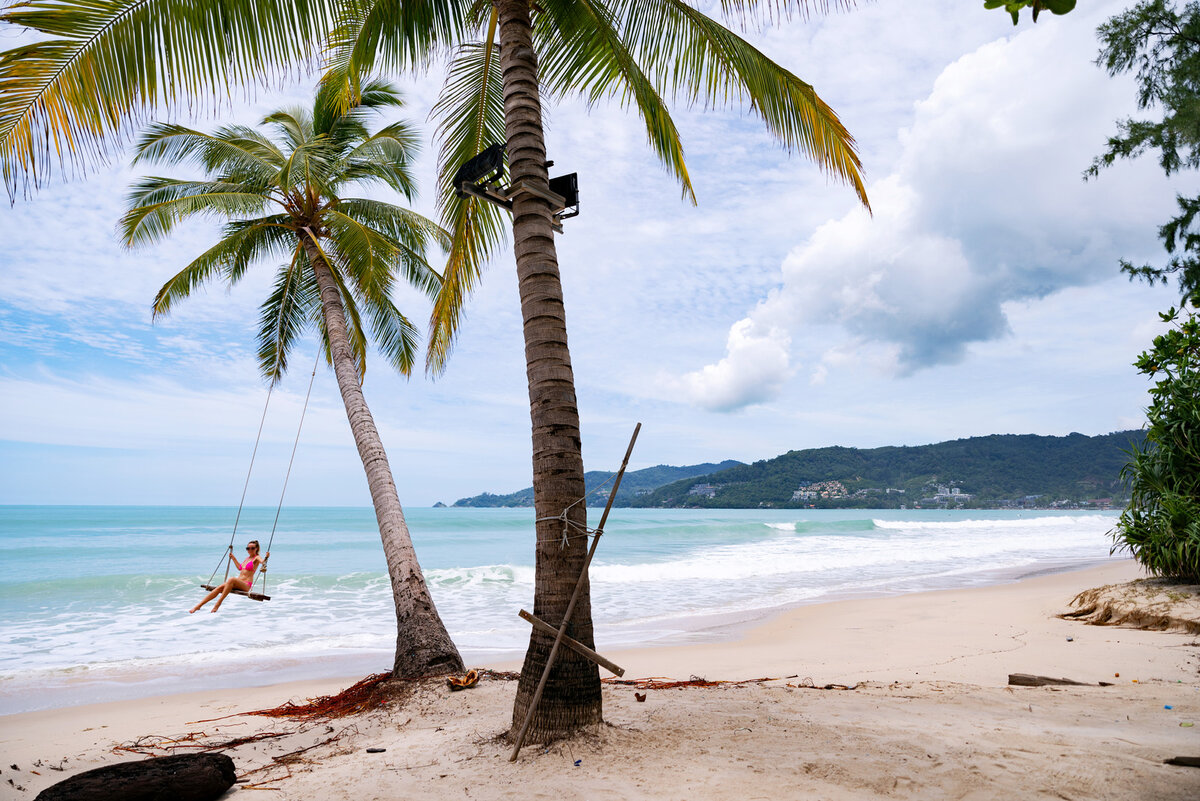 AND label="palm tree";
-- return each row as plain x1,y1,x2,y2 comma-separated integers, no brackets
334,0,872,742
119,79,464,678
1,0,870,741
